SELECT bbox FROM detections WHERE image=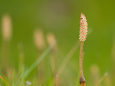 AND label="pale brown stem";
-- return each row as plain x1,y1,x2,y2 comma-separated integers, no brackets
18,43,24,73
50,47,58,86
50,53,56,74
79,41,84,77
37,50,44,85
1,41,9,75
79,41,86,86
55,74,59,86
